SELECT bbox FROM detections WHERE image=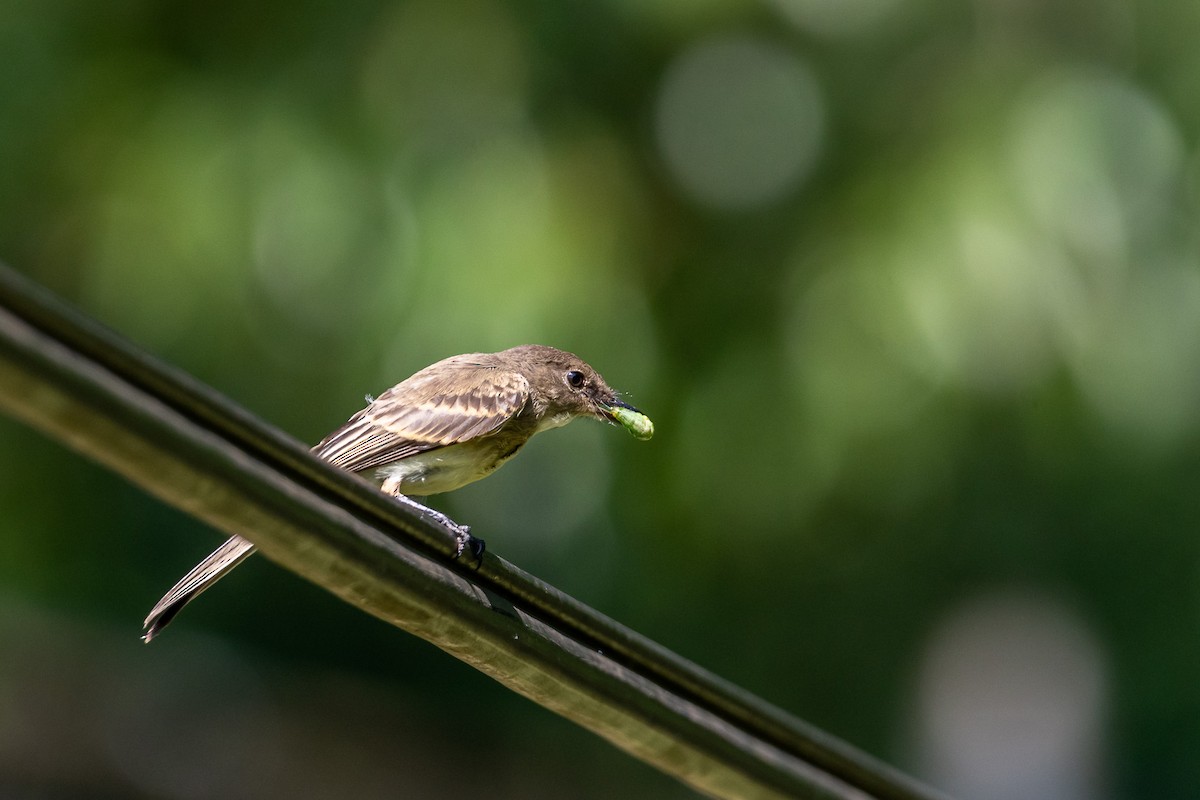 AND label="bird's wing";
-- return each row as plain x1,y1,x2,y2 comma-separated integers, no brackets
312,365,531,473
